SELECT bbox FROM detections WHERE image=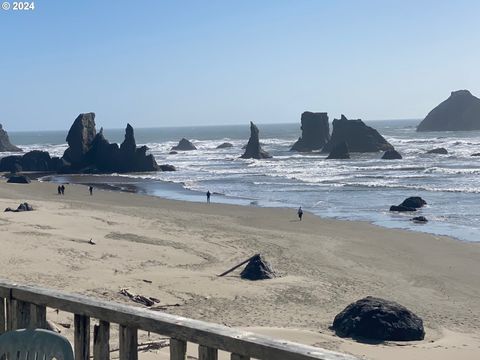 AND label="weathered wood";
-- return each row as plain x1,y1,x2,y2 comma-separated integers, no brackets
218,254,259,277
0,298,5,335
74,314,90,360
94,320,110,360
0,280,357,360
119,325,138,360
199,345,218,360
5,297,12,331
170,338,187,360
12,299,31,329
31,303,47,329
231,354,250,360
